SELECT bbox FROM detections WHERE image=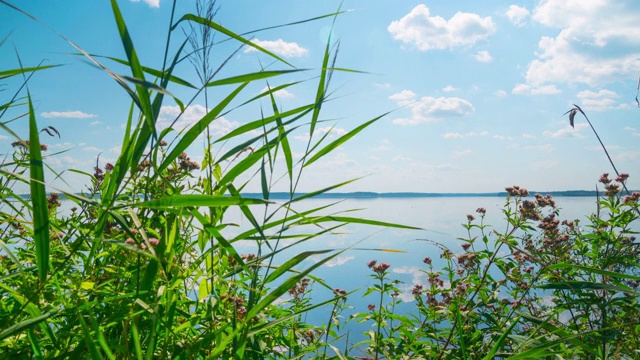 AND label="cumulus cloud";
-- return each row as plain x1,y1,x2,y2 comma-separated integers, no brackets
442,85,458,93
260,86,294,99
506,5,530,26
130,0,159,8
543,123,588,138
474,50,493,63
244,39,308,57
577,89,627,111
390,93,475,125
388,89,416,104
41,111,96,119
441,131,488,139
323,256,355,267
387,5,495,51
157,104,237,136
512,83,561,95
522,0,640,87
